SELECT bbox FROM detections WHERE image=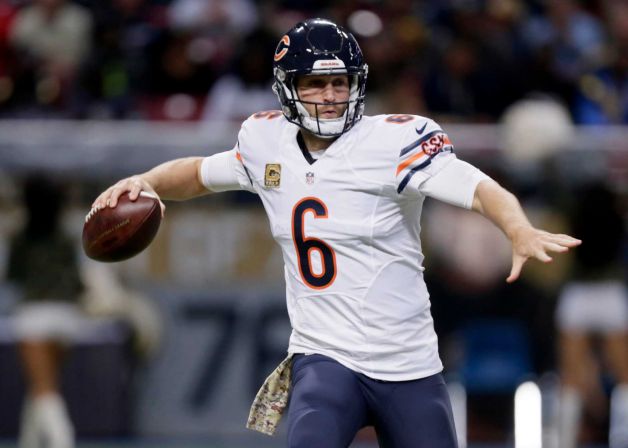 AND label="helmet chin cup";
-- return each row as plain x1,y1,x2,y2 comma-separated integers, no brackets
303,117,347,139
295,100,349,138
